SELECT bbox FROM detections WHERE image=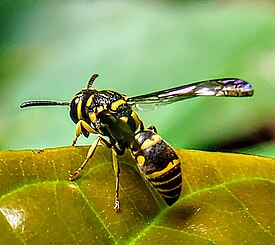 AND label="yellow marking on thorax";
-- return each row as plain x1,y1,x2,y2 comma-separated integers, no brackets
88,105,106,123
111,99,126,111
86,95,94,107
146,159,181,179
140,134,161,151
